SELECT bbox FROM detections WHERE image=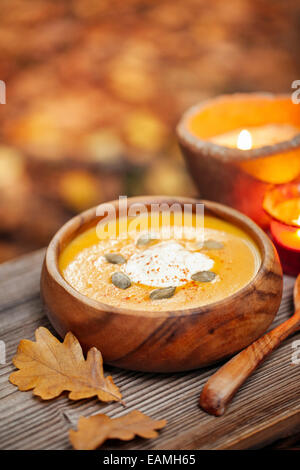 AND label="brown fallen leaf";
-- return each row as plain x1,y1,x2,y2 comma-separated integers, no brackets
9,327,122,402
69,410,167,450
